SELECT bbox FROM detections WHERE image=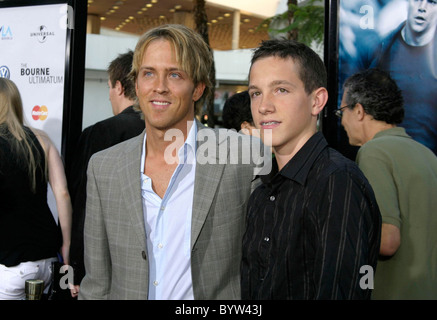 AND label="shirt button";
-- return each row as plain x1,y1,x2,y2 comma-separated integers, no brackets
158,243,163,249
153,280,159,286
269,195,275,201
